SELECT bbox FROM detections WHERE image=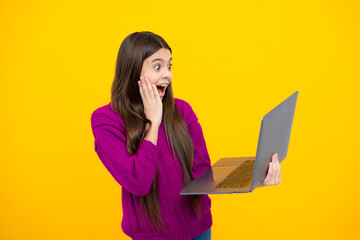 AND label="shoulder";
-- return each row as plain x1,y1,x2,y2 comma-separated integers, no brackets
90,102,125,132
174,98,198,126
